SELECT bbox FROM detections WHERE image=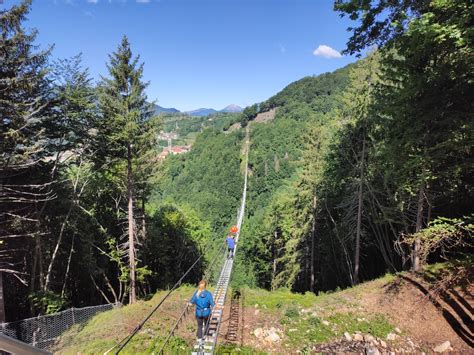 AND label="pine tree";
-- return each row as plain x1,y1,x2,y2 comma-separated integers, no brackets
96,36,157,304
339,52,381,284
0,0,54,320
43,54,98,292
336,0,474,273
